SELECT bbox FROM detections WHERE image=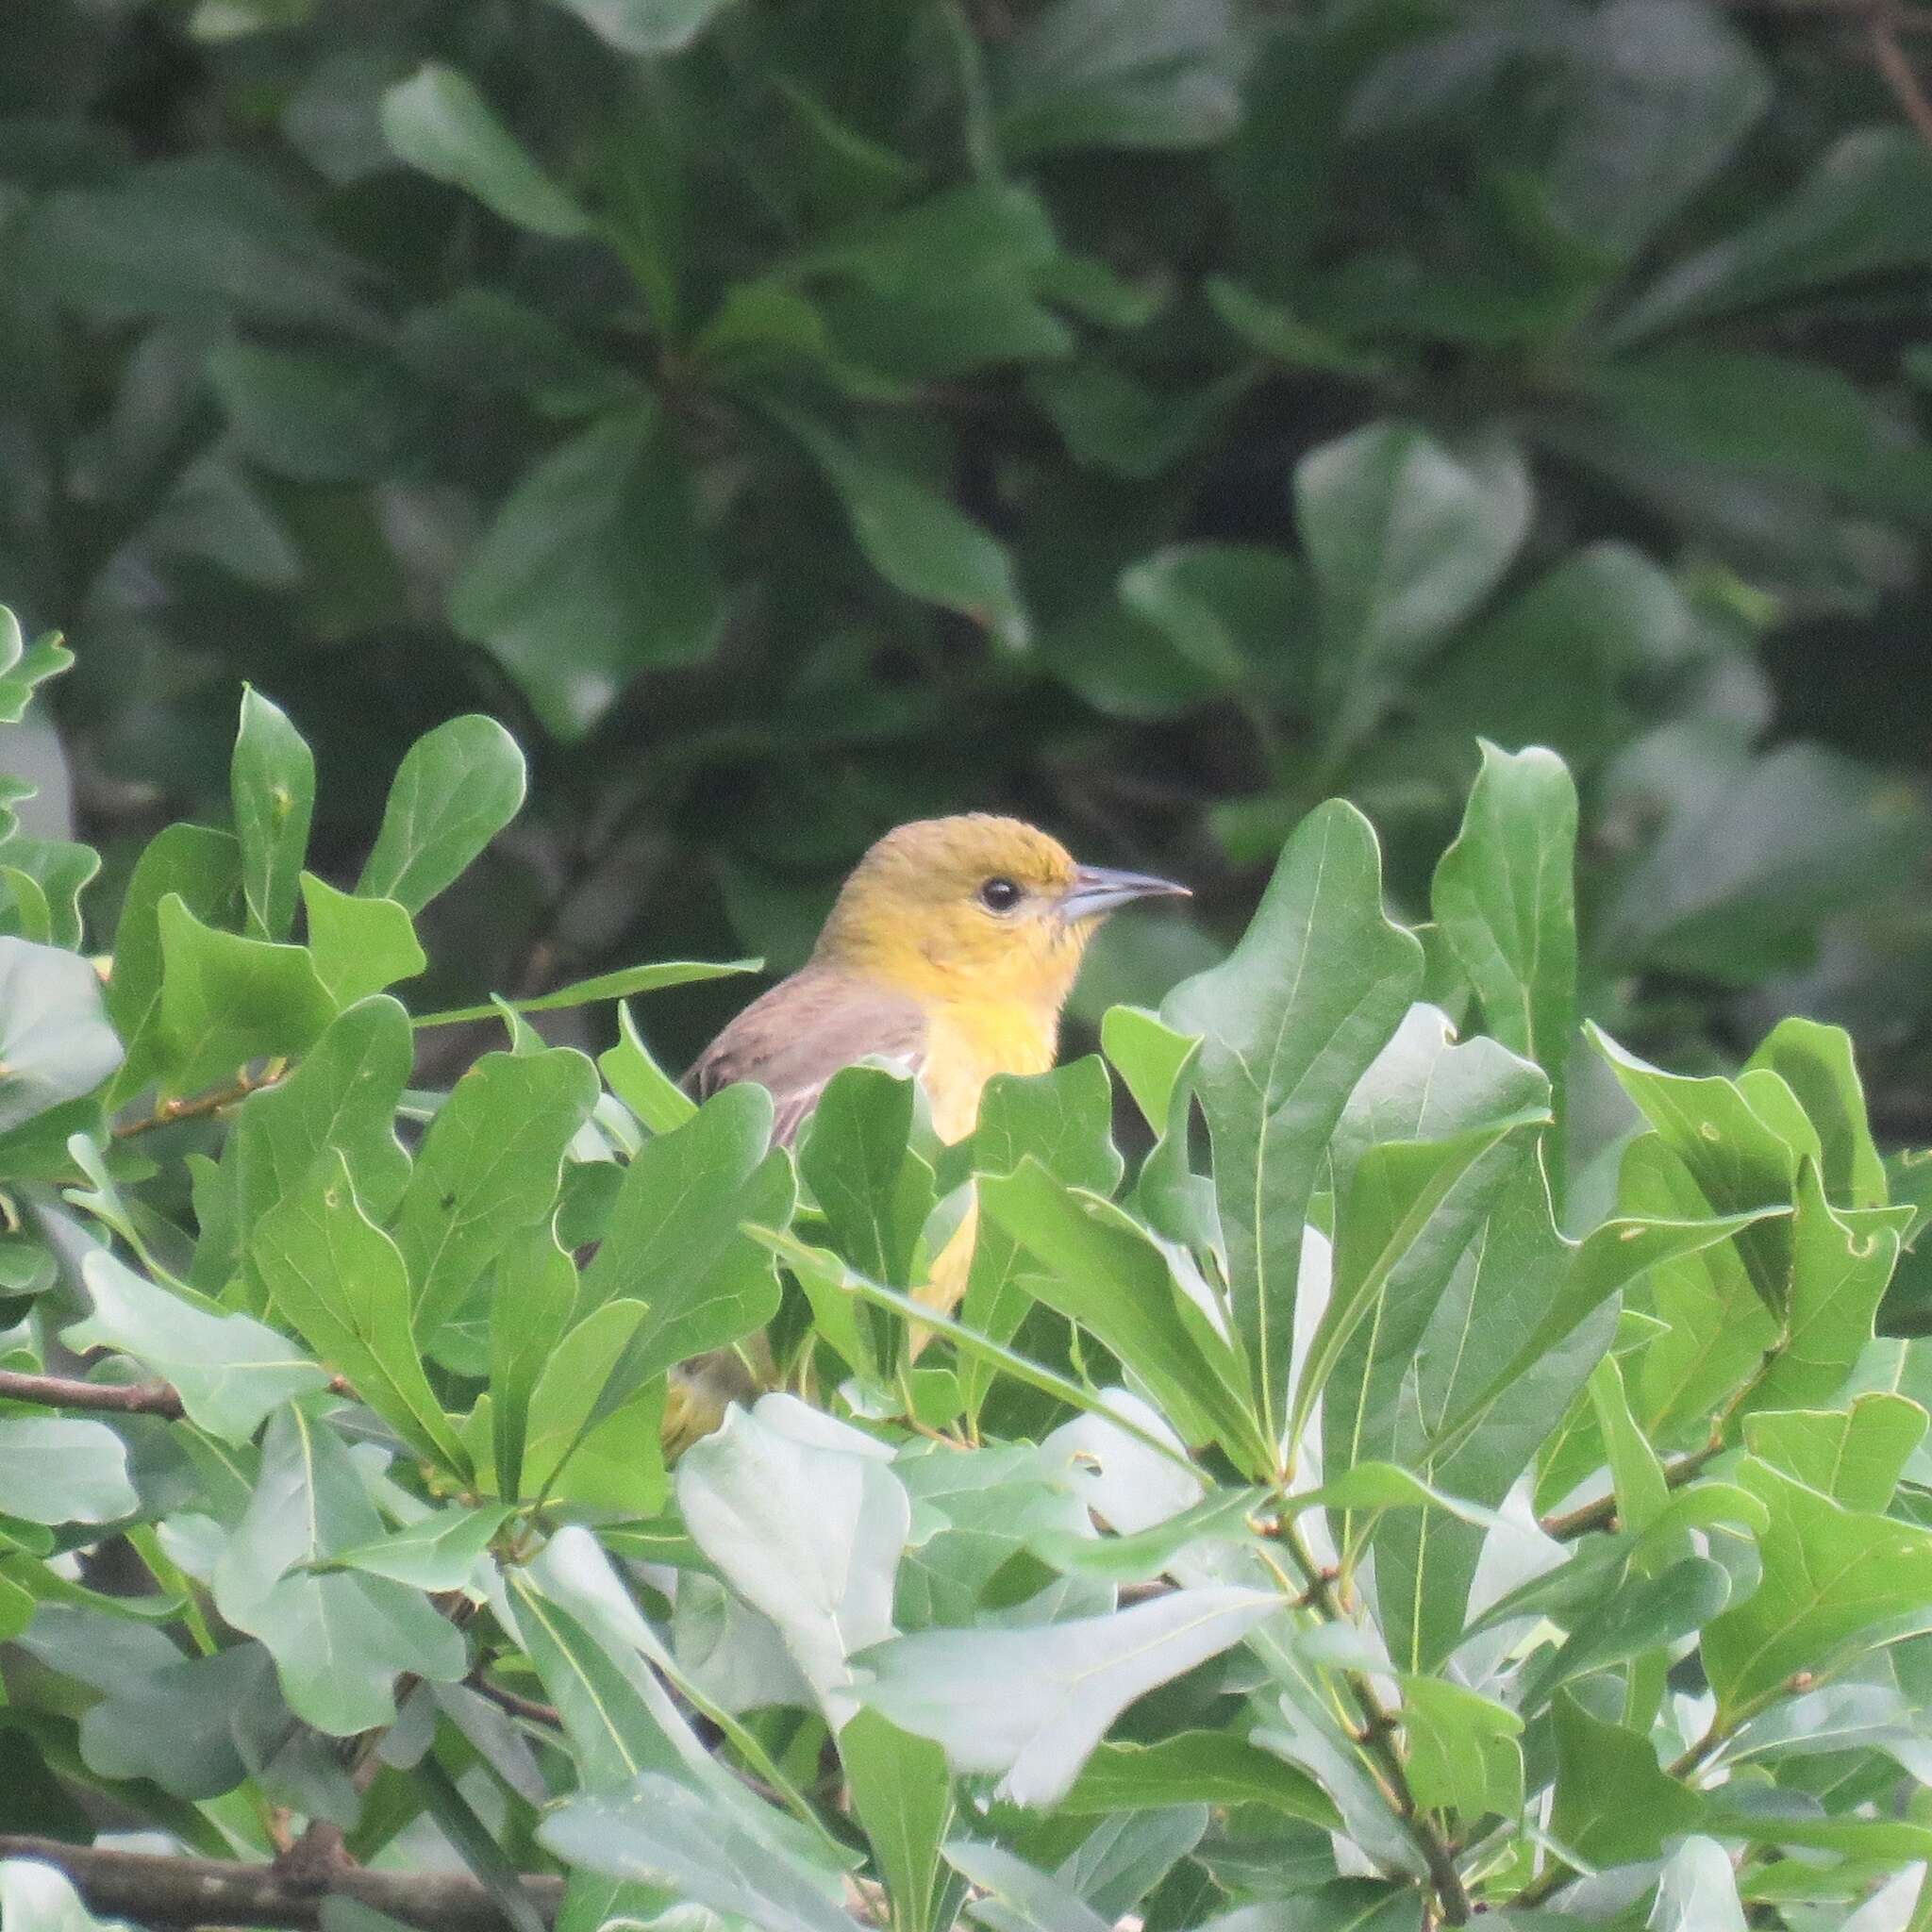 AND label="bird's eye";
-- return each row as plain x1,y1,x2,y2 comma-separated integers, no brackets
978,876,1023,914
